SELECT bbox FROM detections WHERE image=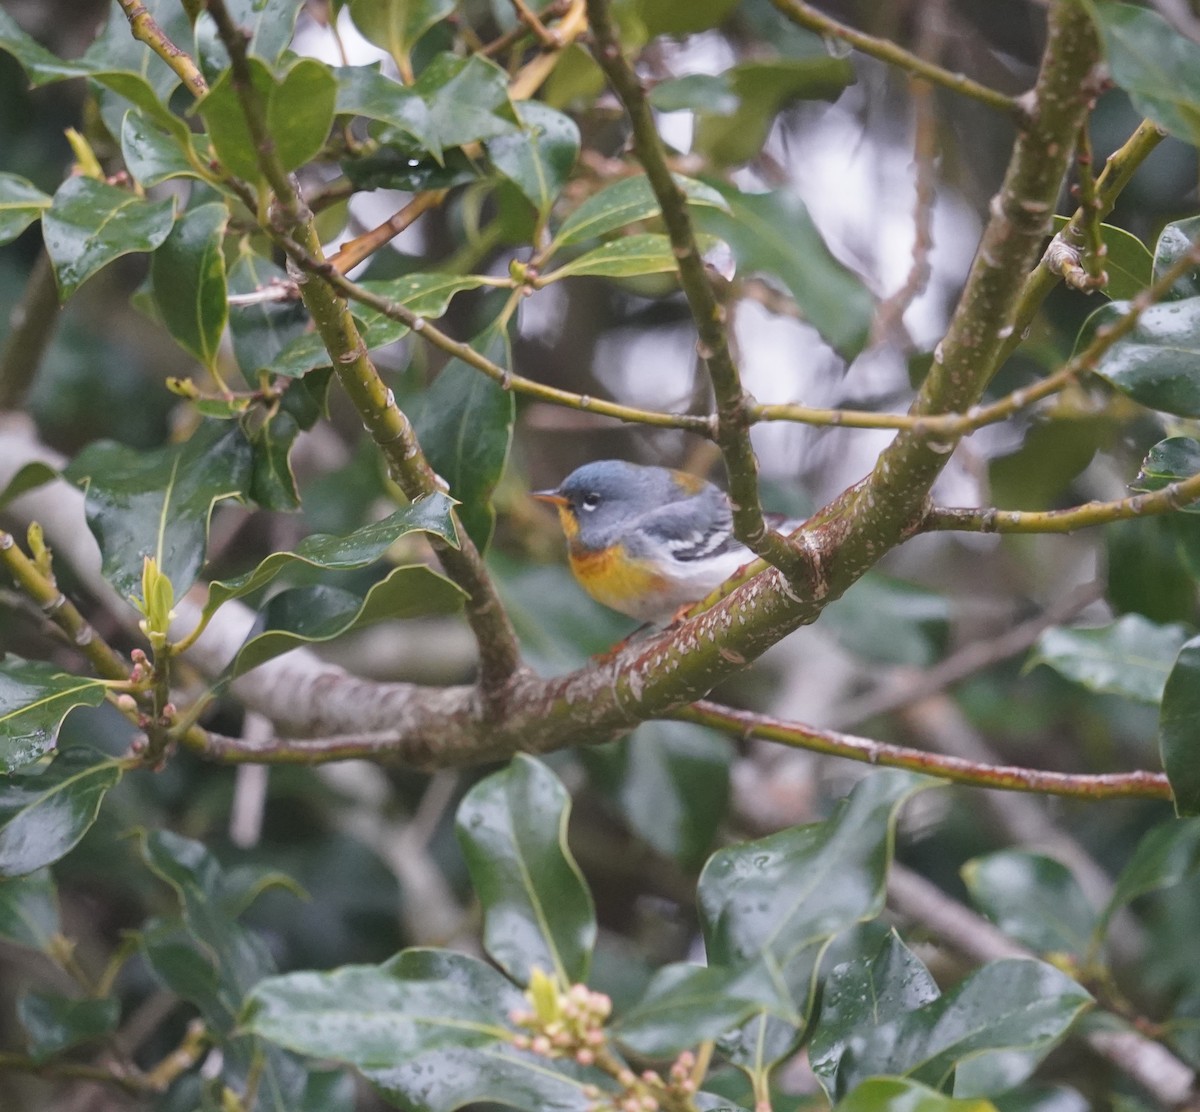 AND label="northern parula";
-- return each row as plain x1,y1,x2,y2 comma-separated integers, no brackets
533,459,789,625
